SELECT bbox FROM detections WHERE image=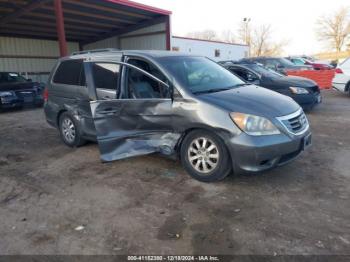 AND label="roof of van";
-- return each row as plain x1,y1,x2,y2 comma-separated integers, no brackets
67,49,194,60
